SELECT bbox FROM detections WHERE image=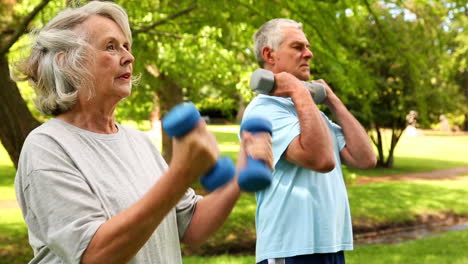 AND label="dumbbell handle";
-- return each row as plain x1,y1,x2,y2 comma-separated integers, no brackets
238,117,273,192
250,68,327,104
162,102,235,191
